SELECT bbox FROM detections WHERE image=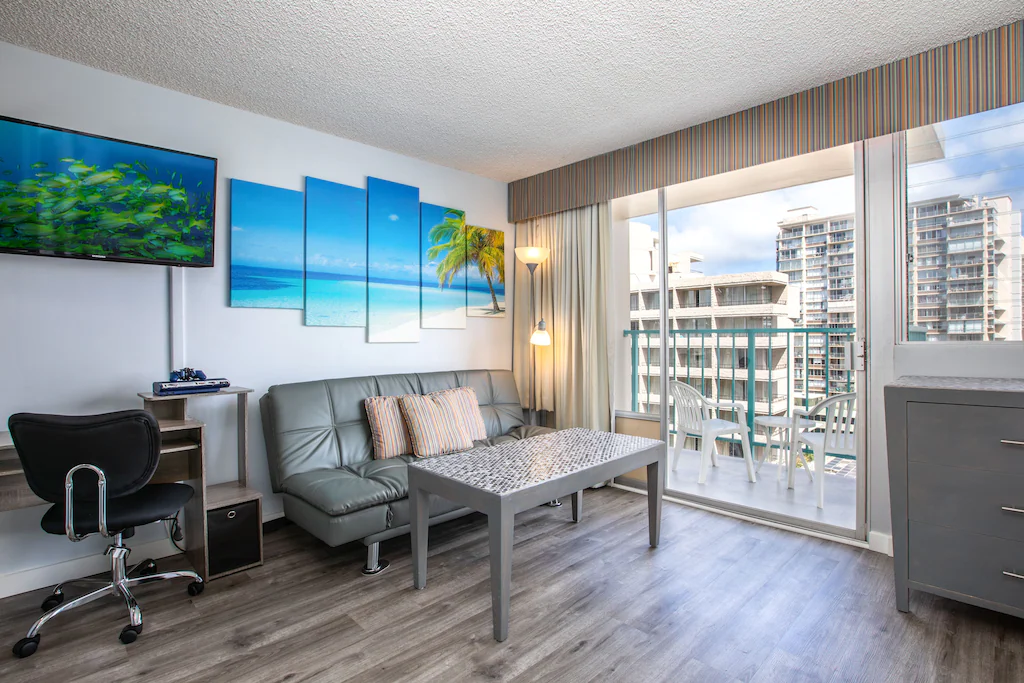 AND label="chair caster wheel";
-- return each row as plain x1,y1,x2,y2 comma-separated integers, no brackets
187,581,204,597
41,591,64,611
119,624,142,644
13,636,40,658
138,559,158,577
